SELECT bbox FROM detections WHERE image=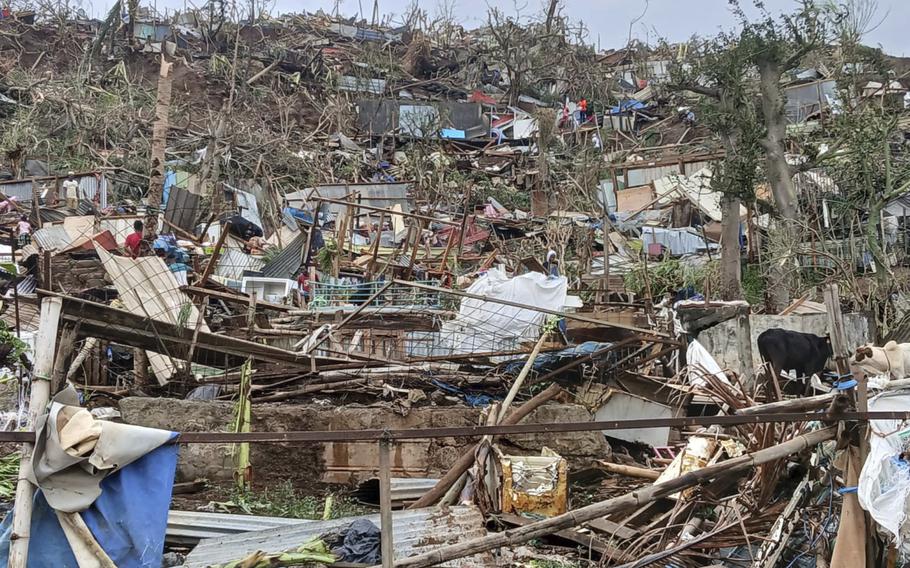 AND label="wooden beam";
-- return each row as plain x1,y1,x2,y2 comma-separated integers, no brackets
37,291,339,370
